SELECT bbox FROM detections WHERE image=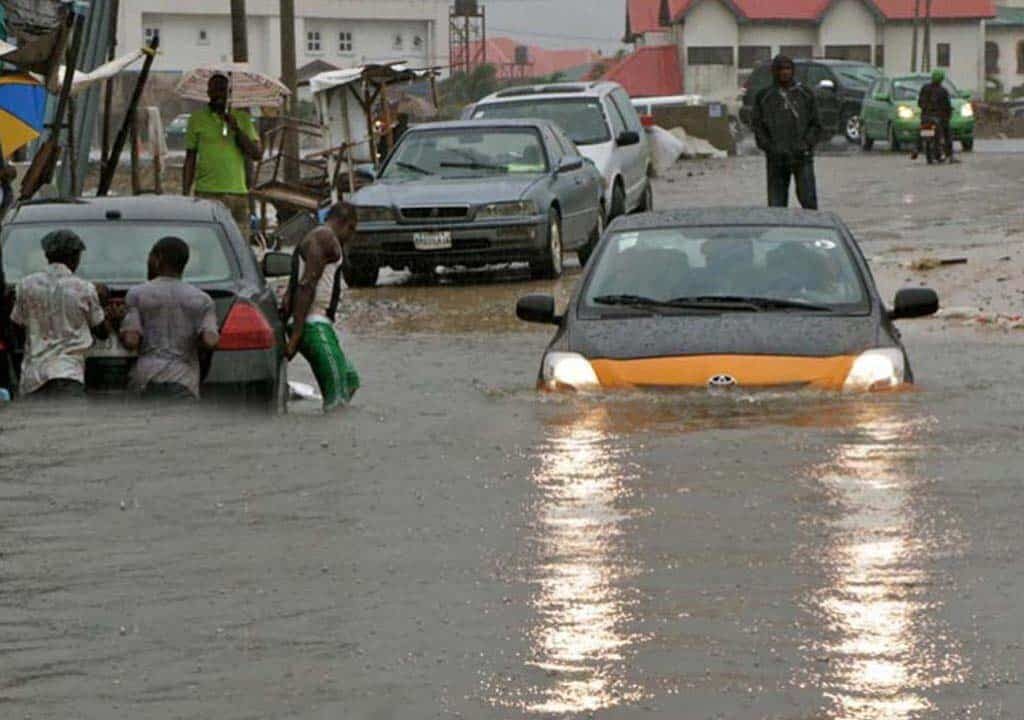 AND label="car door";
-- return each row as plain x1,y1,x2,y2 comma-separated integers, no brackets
861,79,879,137
806,63,841,139
553,125,601,243
543,126,588,248
606,89,646,208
